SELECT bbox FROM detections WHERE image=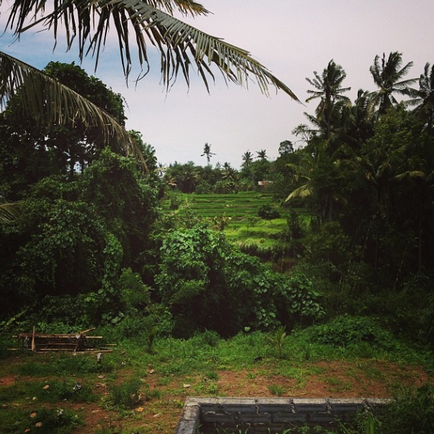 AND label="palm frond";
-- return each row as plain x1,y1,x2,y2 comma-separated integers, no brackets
6,0,299,100
285,184,312,202
0,202,21,223
0,52,147,169
395,170,426,181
